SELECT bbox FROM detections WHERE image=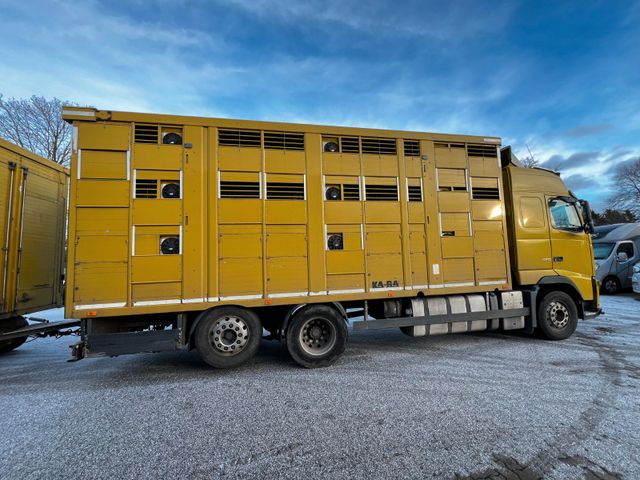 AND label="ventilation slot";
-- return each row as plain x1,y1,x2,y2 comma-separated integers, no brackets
365,184,398,201
362,138,397,155
264,131,305,150
341,137,360,153
218,128,261,147
472,187,500,200
220,181,260,198
408,185,422,202
468,144,497,157
135,125,159,144
343,184,360,200
267,182,305,200
404,140,420,157
135,179,158,198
